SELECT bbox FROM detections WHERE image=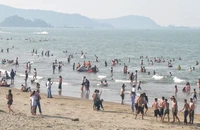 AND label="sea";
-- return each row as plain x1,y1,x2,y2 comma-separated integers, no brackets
0,28,200,114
